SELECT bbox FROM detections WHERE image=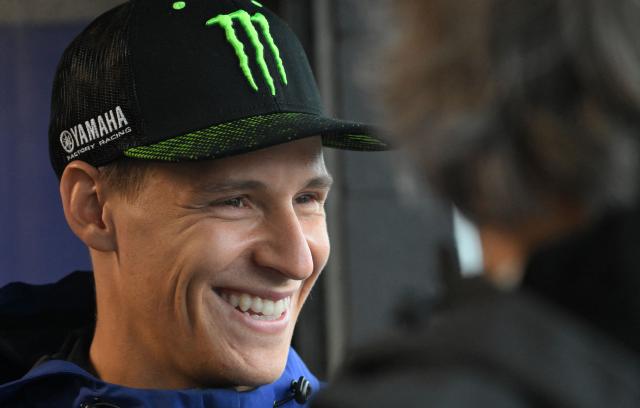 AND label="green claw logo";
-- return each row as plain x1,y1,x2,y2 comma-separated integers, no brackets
172,2,288,96
205,10,288,96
